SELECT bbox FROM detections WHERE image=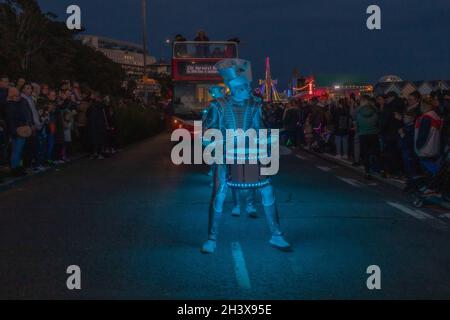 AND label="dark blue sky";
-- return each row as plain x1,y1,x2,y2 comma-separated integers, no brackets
38,0,450,87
